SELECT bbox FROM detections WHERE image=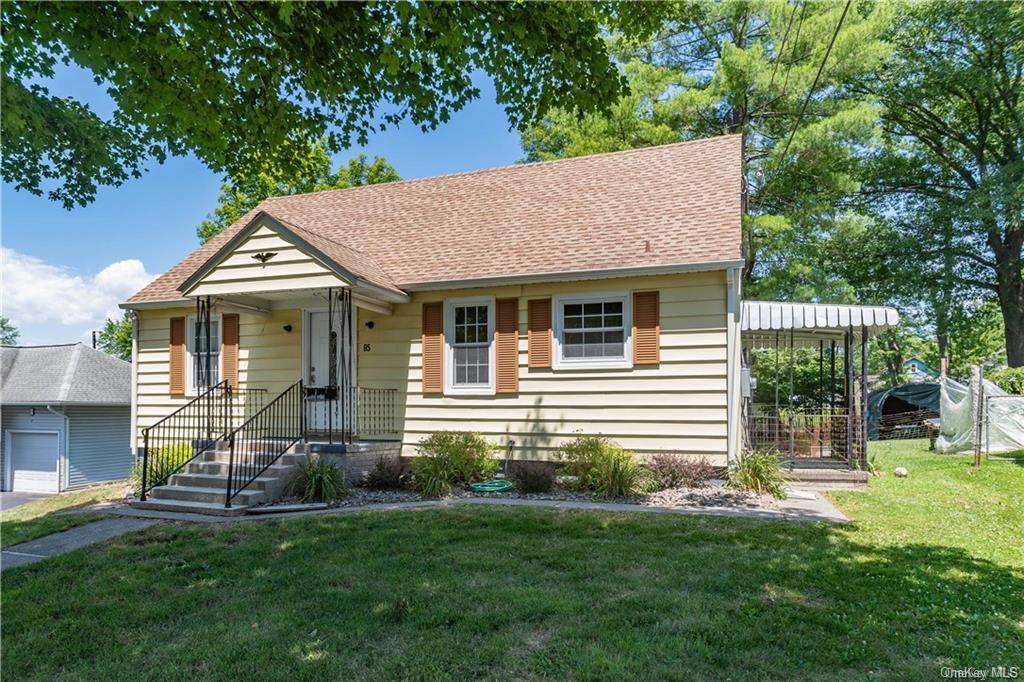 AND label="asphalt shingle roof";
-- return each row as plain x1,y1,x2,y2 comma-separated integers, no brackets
127,135,743,303
0,344,131,405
